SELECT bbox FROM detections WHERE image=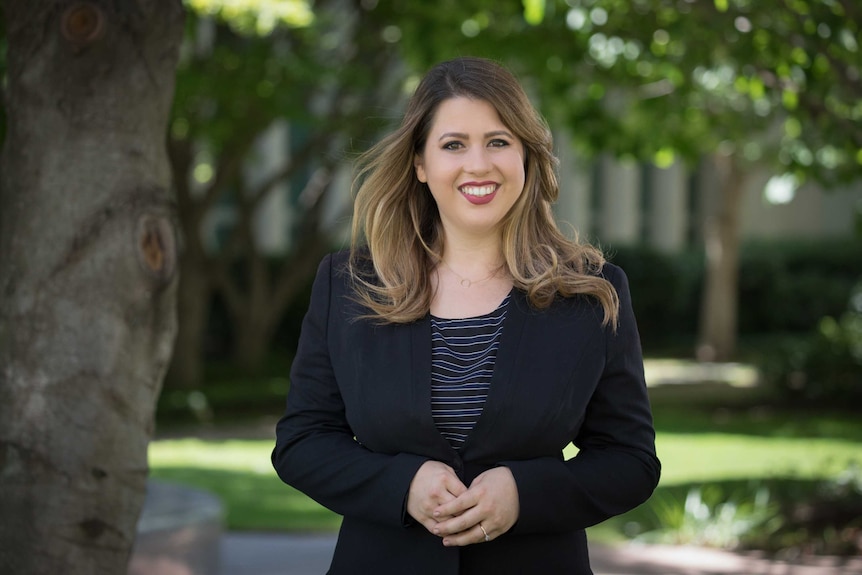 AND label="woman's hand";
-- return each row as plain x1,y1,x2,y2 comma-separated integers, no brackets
430,467,520,546
407,461,468,534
